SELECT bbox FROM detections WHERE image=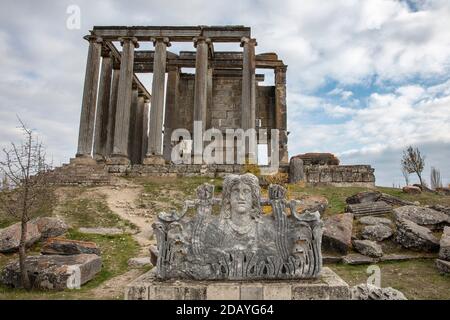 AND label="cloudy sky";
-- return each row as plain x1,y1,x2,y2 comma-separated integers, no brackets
0,0,449,186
